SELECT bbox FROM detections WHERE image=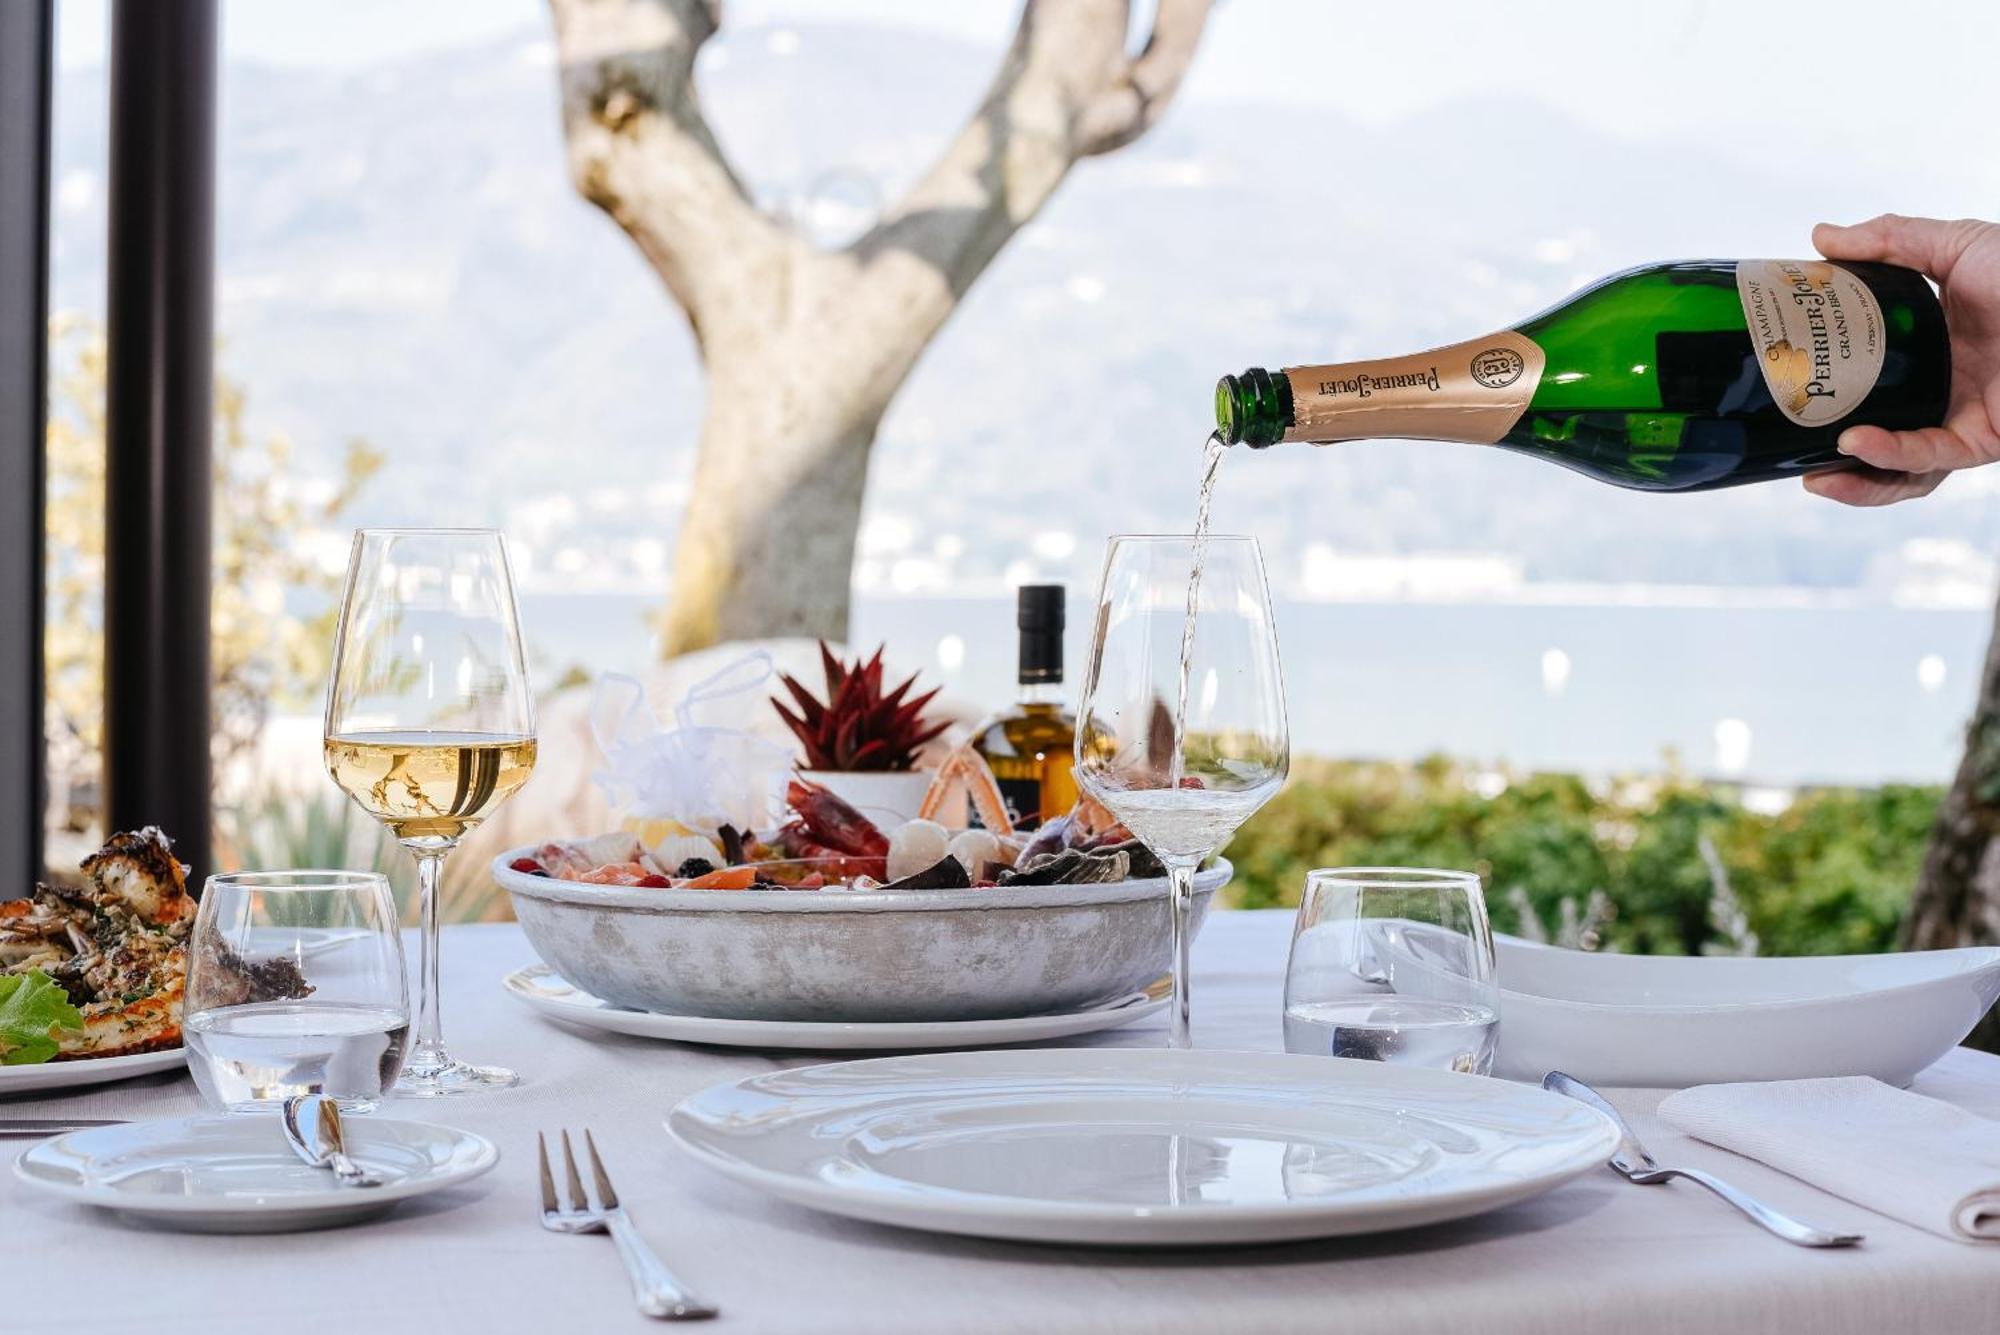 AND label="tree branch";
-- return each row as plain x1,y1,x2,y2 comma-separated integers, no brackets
548,0,783,344
845,0,1212,347
1075,0,1211,156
